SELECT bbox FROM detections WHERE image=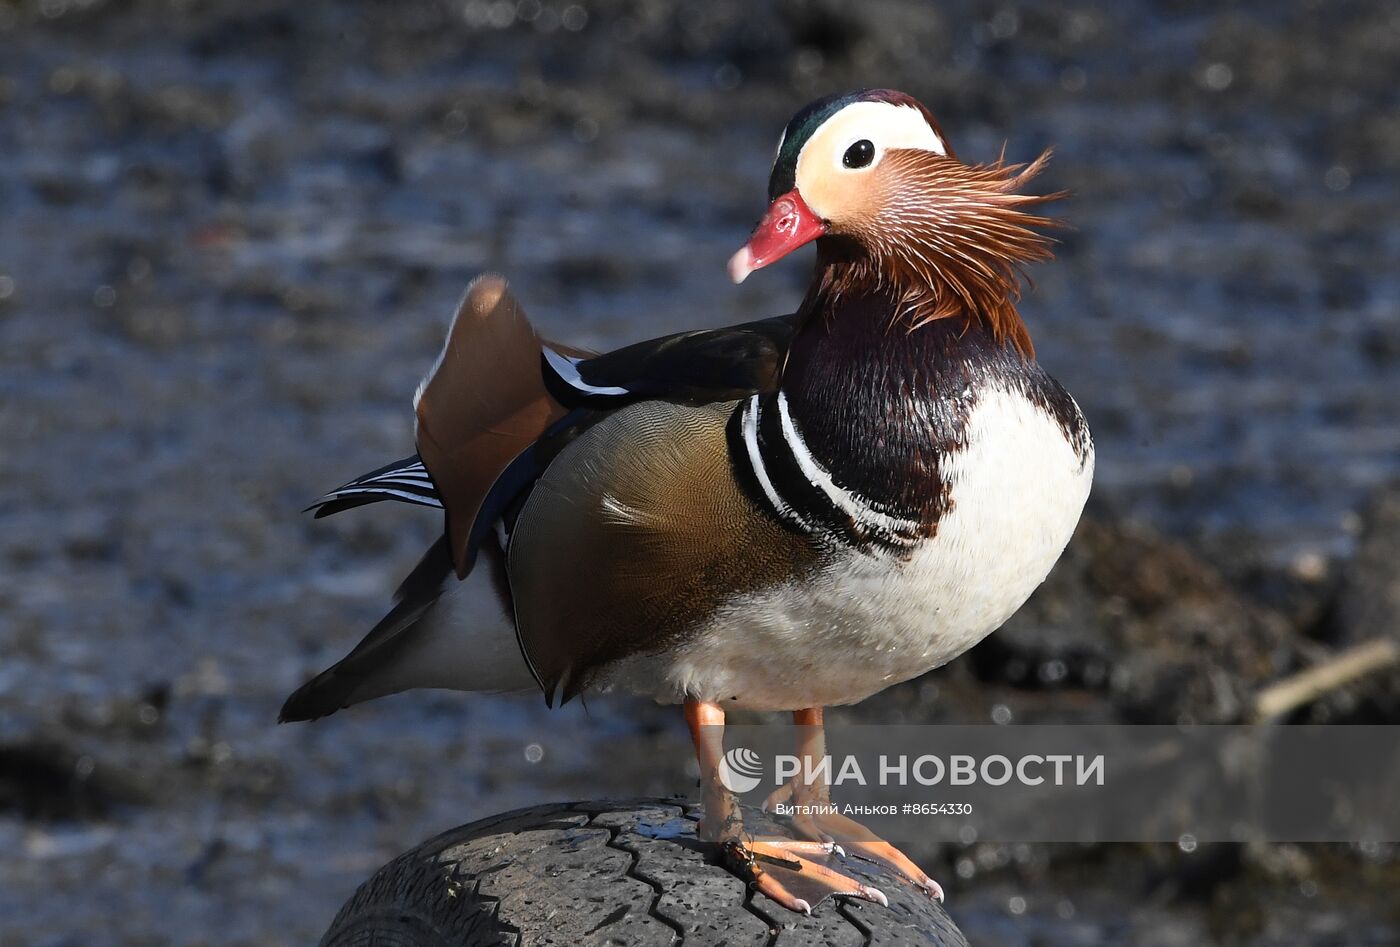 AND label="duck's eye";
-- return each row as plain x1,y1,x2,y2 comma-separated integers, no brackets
842,139,875,169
